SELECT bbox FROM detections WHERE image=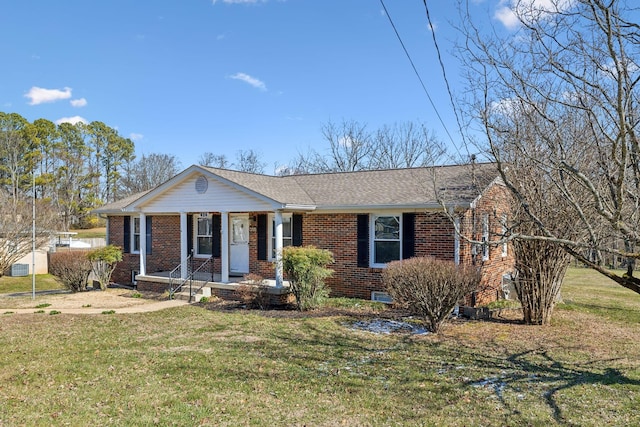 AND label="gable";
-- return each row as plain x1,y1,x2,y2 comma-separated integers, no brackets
136,172,275,213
